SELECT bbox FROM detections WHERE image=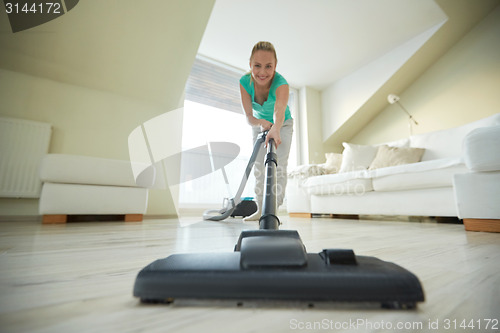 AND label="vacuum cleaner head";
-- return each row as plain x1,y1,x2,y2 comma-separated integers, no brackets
133,230,424,309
